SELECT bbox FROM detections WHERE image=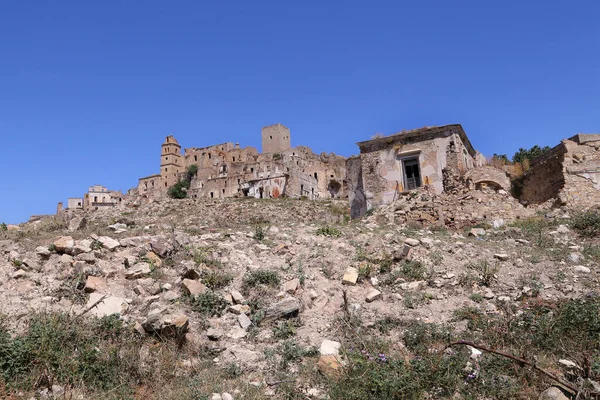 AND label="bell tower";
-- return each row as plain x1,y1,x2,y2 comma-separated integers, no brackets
160,135,183,189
